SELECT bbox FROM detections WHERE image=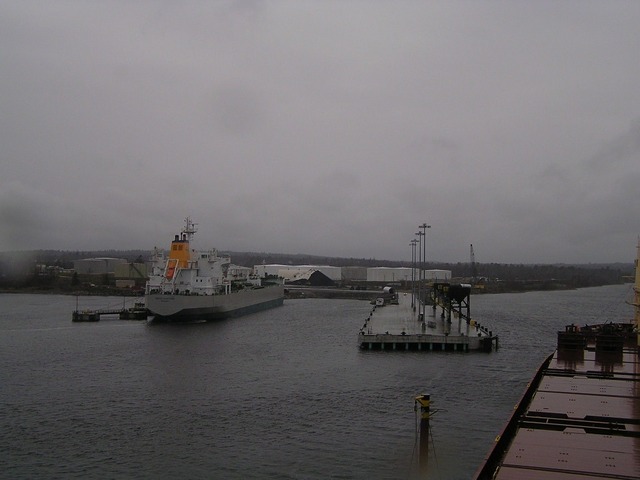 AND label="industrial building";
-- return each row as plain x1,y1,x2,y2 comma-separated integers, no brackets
254,264,451,285
254,264,341,281
254,264,287,278
281,269,335,286
114,263,148,279
423,269,451,281
114,263,148,288
228,264,252,281
366,267,413,283
341,266,367,282
74,257,128,275
366,267,451,283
